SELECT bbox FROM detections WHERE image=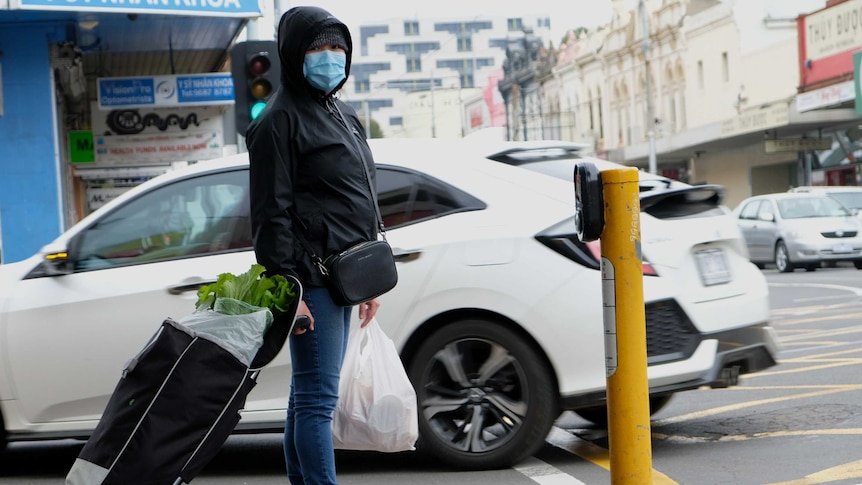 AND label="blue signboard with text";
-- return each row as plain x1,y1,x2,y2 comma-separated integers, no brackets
98,73,234,109
16,0,260,17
